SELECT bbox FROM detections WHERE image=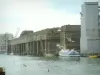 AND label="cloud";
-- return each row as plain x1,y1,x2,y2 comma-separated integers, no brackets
0,0,81,36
